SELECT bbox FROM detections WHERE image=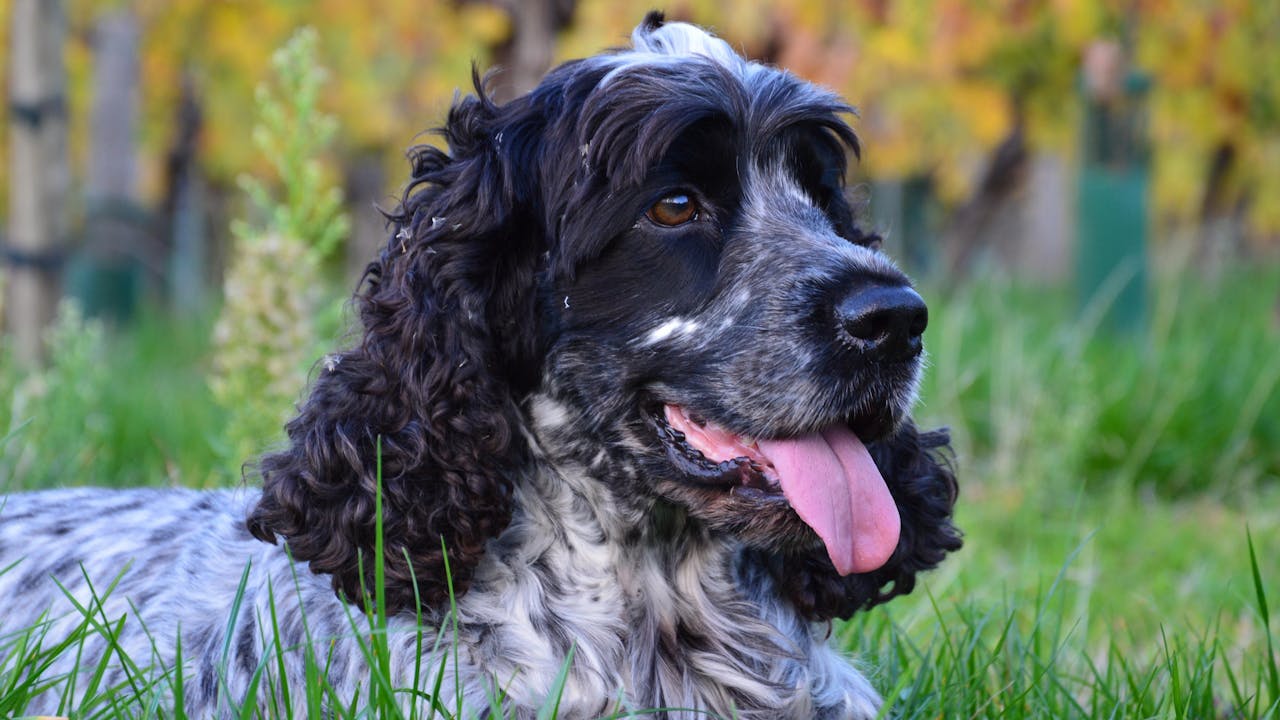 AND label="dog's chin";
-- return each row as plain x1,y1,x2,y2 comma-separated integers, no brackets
640,398,906,567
